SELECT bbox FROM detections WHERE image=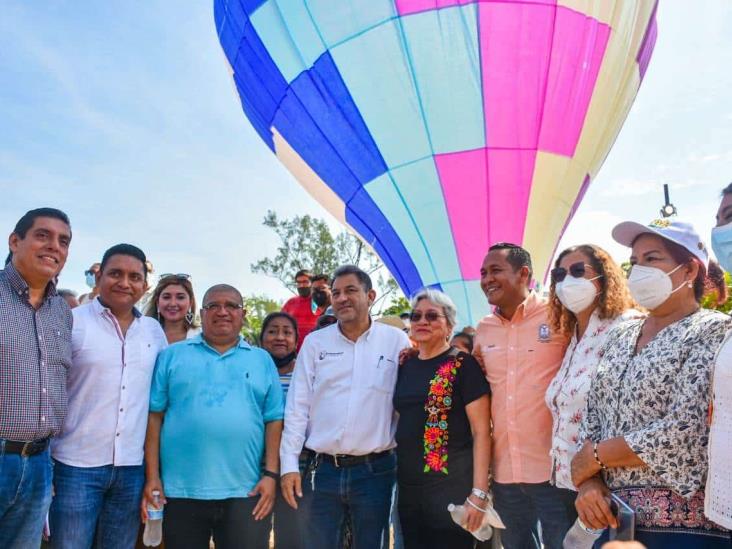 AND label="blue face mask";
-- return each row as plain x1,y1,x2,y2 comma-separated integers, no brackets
712,222,732,273
85,272,96,288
